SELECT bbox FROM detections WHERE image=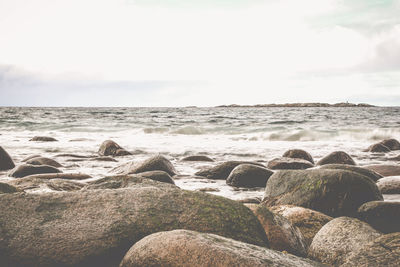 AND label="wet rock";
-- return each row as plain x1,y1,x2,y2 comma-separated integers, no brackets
308,217,381,266
0,182,20,194
253,205,308,256
98,140,132,156
226,164,273,188
380,138,400,150
26,157,63,168
267,157,314,170
9,164,62,178
269,205,333,247
367,143,391,152
8,178,85,192
341,233,400,267
319,164,383,182
137,170,175,184
364,164,400,177
120,230,325,267
357,201,400,233
0,146,15,171
181,155,214,162
263,169,383,217
283,149,314,164
22,173,91,180
112,154,177,176
316,151,356,166
376,176,400,194
0,182,268,267
29,136,58,142
21,154,42,162
195,161,265,180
